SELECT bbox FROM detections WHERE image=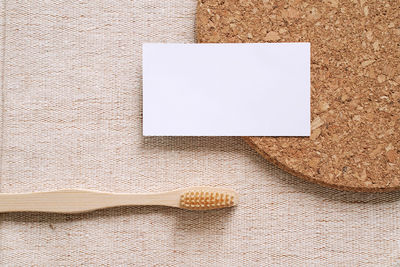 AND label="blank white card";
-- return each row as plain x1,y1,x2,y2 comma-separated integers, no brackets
143,43,310,136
